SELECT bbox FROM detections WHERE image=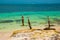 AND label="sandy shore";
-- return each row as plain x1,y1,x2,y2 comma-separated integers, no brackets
0,24,60,40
